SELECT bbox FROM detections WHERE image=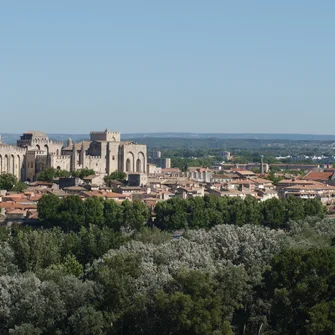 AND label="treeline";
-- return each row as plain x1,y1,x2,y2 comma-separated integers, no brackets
155,195,328,230
38,194,150,232
39,194,327,233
